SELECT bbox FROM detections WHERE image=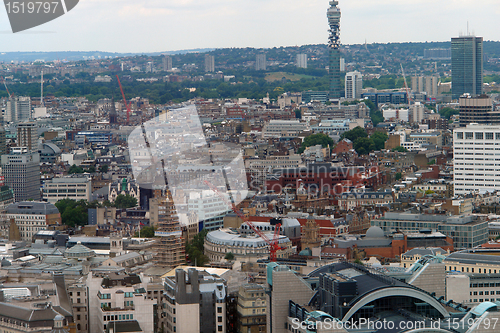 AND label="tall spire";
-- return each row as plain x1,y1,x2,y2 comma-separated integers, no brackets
327,0,342,99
